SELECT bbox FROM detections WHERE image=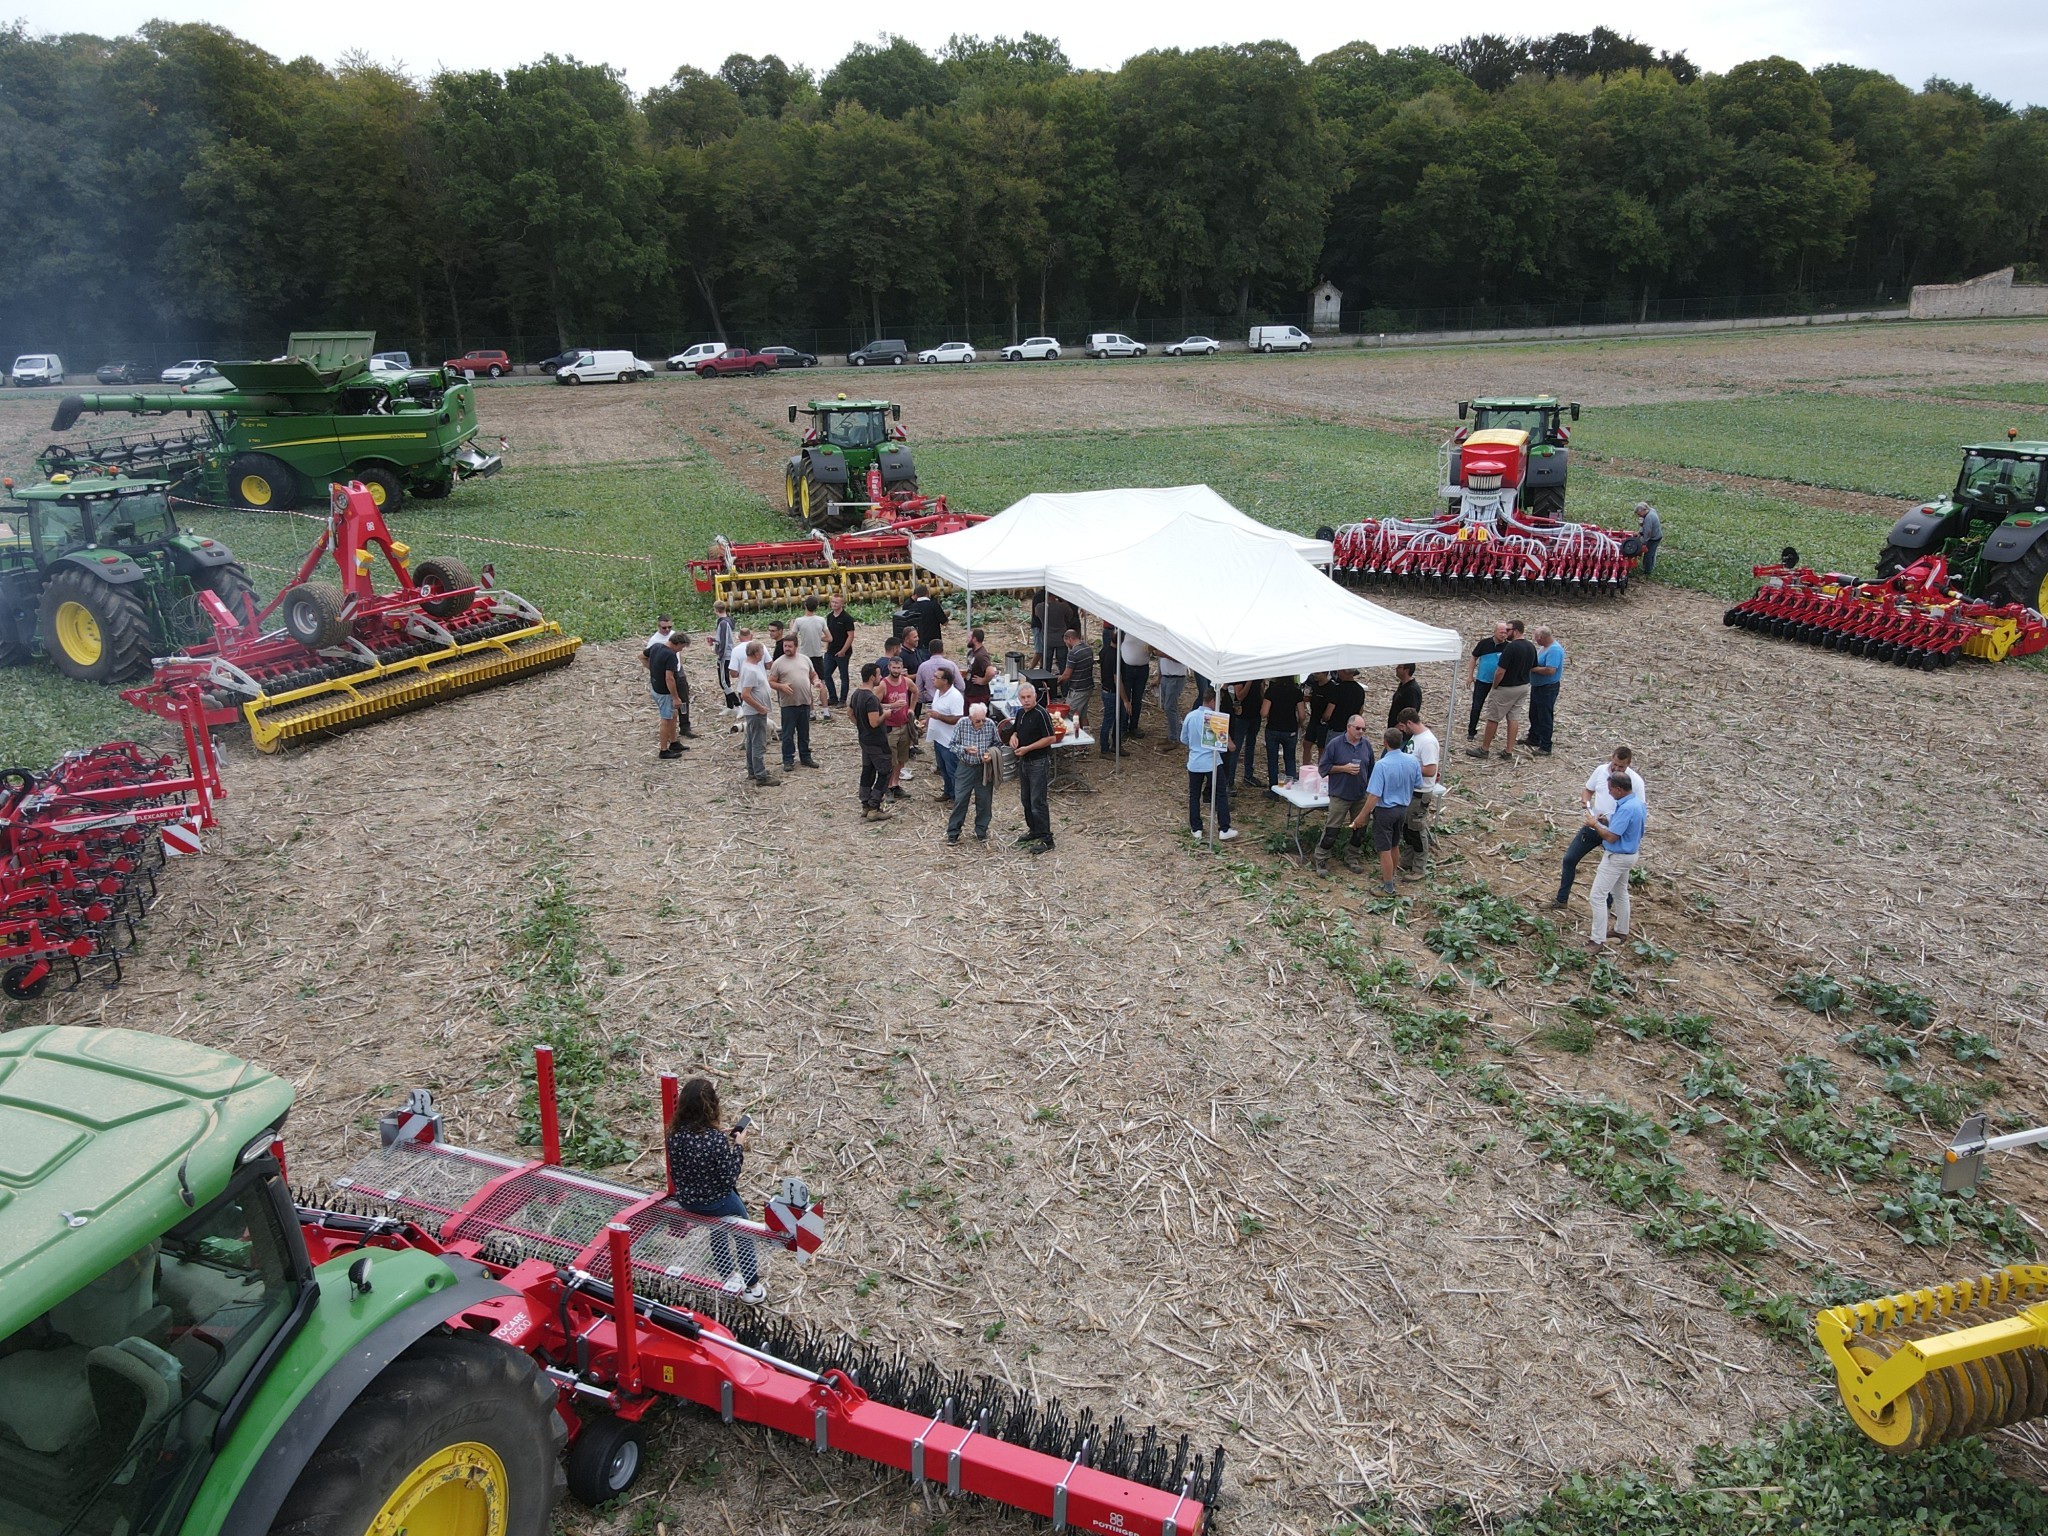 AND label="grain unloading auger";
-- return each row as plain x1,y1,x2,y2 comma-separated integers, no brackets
299,1046,1223,1532
123,480,581,750
1820,1114,2048,1452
